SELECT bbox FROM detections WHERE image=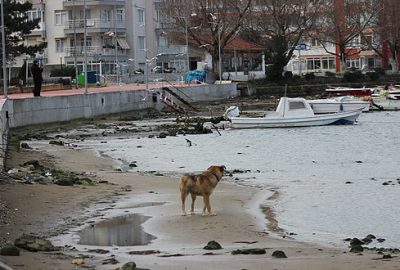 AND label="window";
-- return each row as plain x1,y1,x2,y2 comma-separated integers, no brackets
55,10,67,26
138,36,145,50
27,8,42,21
346,58,360,68
289,101,306,110
156,10,166,24
55,38,66,53
137,9,145,24
102,36,114,48
80,9,91,19
100,9,111,22
349,36,360,47
305,57,335,71
157,35,167,47
115,9,124,25
80,37,92,47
